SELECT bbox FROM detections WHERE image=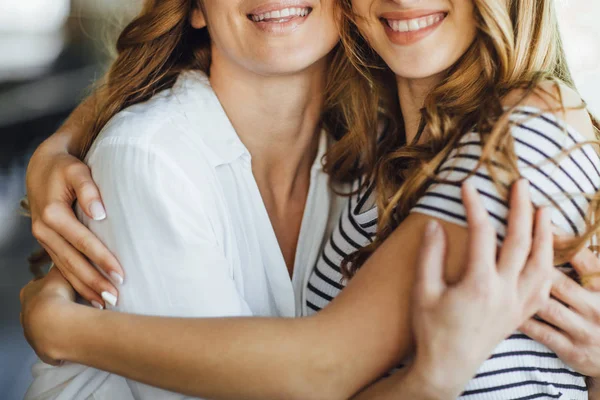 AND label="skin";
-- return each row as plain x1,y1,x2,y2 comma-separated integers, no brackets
22,0,600,398
22,182,555,400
